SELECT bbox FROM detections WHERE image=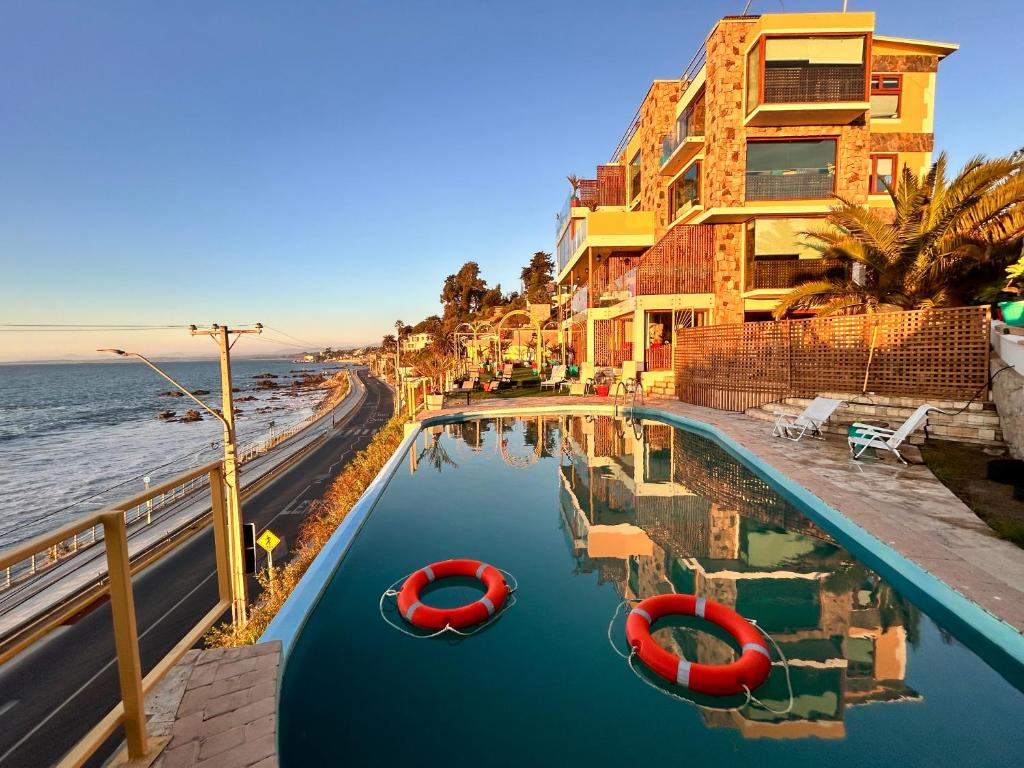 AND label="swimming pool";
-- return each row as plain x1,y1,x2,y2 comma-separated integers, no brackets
266,412,1024,766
